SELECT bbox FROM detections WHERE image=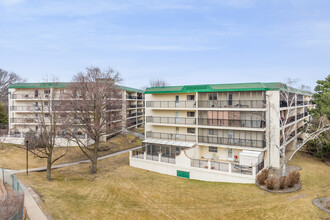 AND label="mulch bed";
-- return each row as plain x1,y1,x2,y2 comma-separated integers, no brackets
256,166,301,193
312,197,330,214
